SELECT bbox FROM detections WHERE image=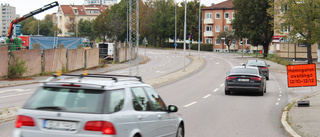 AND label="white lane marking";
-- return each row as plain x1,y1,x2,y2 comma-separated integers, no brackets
220,84,225,87
216,63,219,65
0,92,33,99
279,88,281,90
203,94,211,99
278,98,281,101
279,94,282,97
280,91,282,93
276,103,279,105
0,89,31,94
184,102,197,108
213,88,219,92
